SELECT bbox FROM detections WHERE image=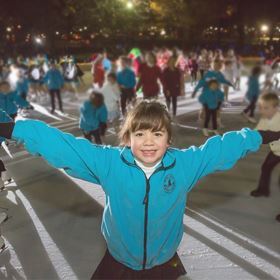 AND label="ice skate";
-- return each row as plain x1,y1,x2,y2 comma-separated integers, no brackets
202,128,209,137
2,171,13,184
